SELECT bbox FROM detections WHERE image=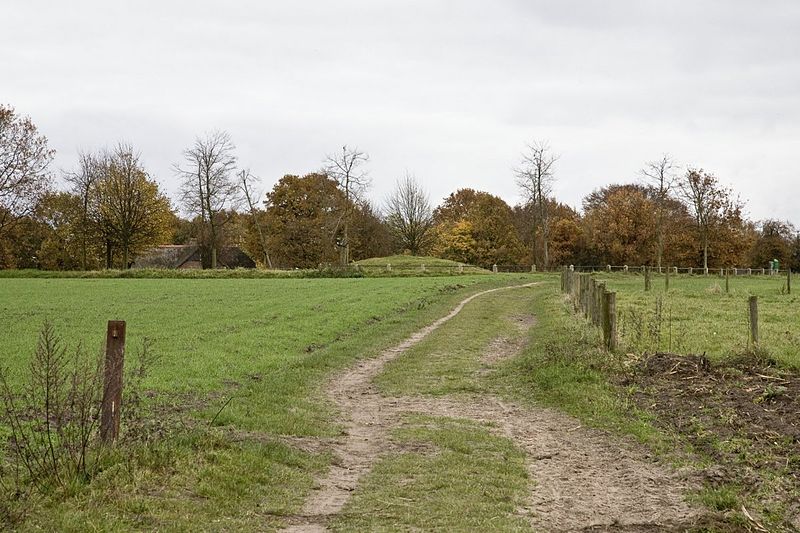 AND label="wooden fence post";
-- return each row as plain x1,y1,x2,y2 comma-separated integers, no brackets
644,266,651,292
595,282,605,326
101,320,126,444
749,296,759,347
493,264,498,273
602,290,617,351
725,268,730,294
788,269,792,295
580,274,587,316
665,265,670,291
